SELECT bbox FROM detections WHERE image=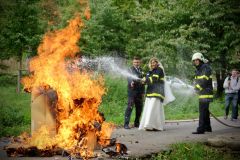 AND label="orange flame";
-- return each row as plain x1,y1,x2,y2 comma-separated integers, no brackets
21,5,113,159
